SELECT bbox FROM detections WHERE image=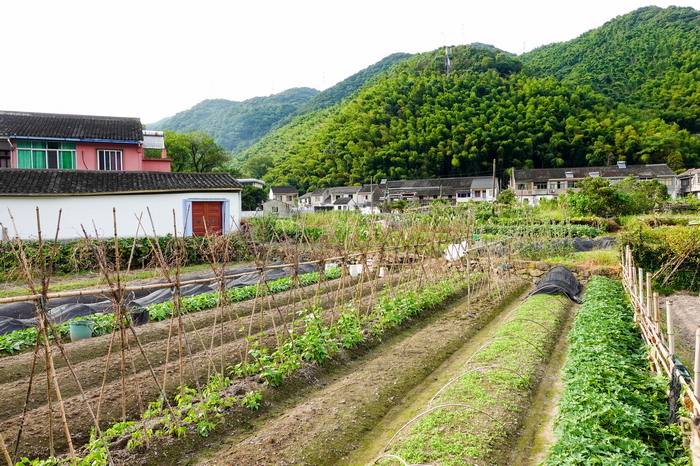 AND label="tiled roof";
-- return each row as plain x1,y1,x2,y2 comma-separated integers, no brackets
0,169,242,196
326,186,361,195
270,185,298,194
513,164,674,182
0,111,143,142
385,176,490,190
678,168,700,178
333,197,354,205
